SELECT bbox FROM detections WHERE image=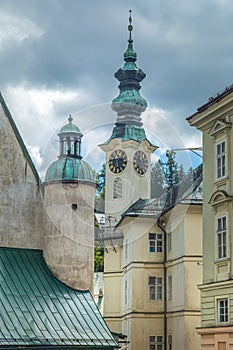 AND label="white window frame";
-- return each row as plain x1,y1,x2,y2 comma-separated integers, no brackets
216,215,227,260
148,335,163,350
217,297,229,324
149,233,163,253
216,140,226,180
148,276,163,301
